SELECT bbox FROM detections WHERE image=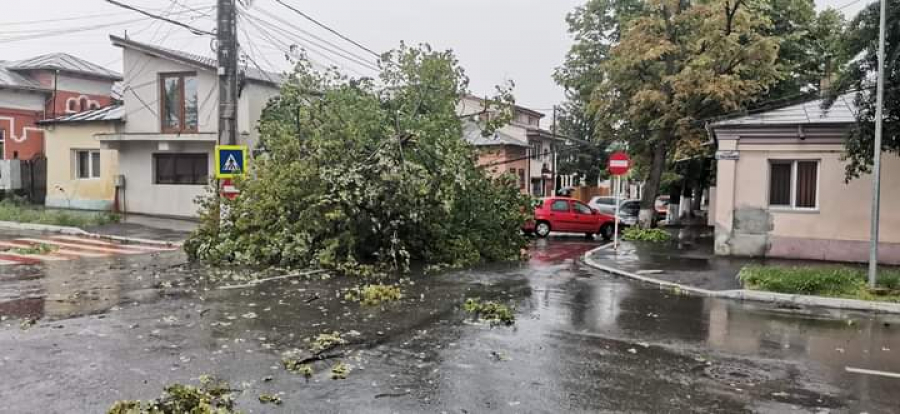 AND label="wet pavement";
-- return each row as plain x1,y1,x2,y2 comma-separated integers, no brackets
1,239,899,413
83,215,196,242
